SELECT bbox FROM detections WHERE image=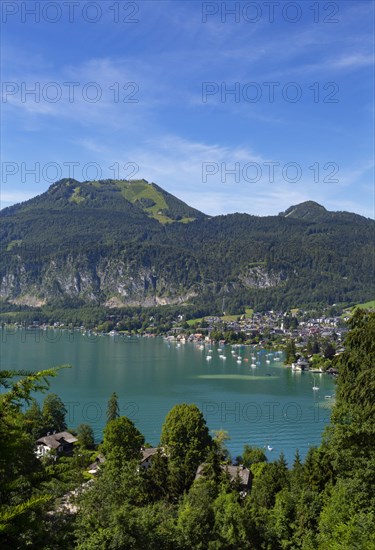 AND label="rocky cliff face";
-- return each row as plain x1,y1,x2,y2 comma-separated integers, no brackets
239,267,285,289
0,255,284,307
0,255,181,306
